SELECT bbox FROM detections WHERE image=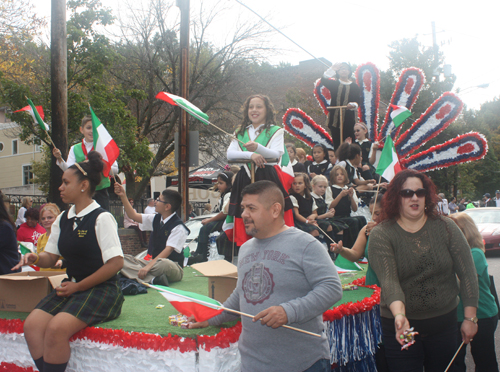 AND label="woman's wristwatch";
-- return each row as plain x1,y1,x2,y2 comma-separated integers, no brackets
464,316,478,324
